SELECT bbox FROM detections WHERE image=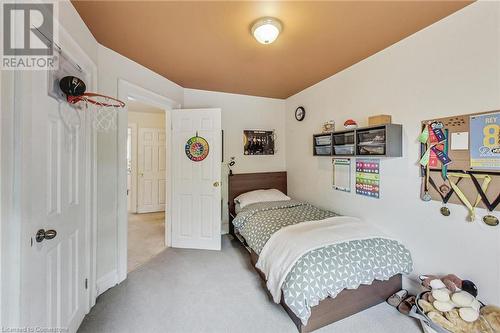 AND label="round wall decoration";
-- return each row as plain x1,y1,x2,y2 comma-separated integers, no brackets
185,135,209,162
295,106,306,121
